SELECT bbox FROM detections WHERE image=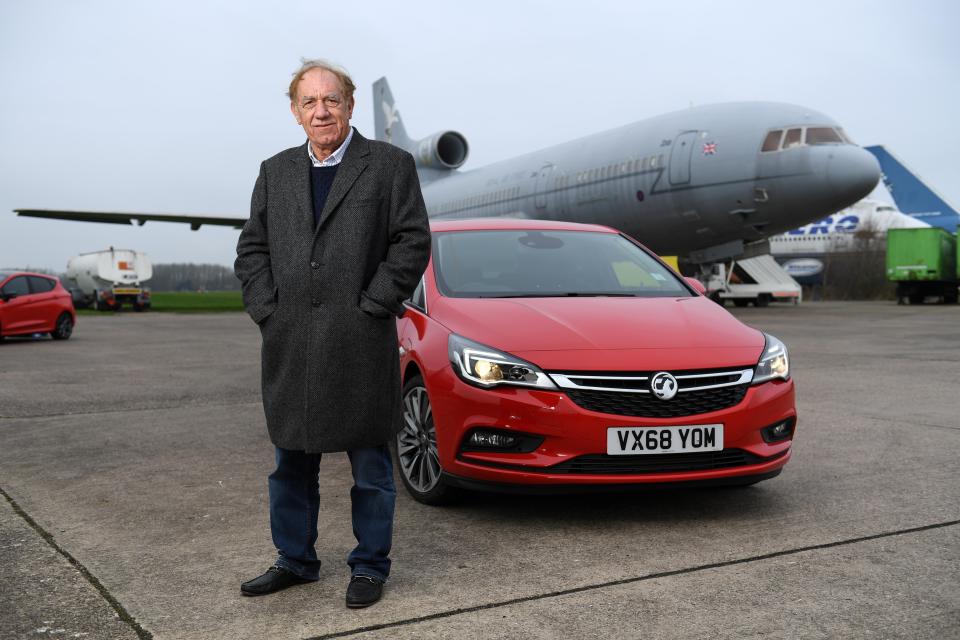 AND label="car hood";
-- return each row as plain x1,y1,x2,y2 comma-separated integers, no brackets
430,295,765,371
